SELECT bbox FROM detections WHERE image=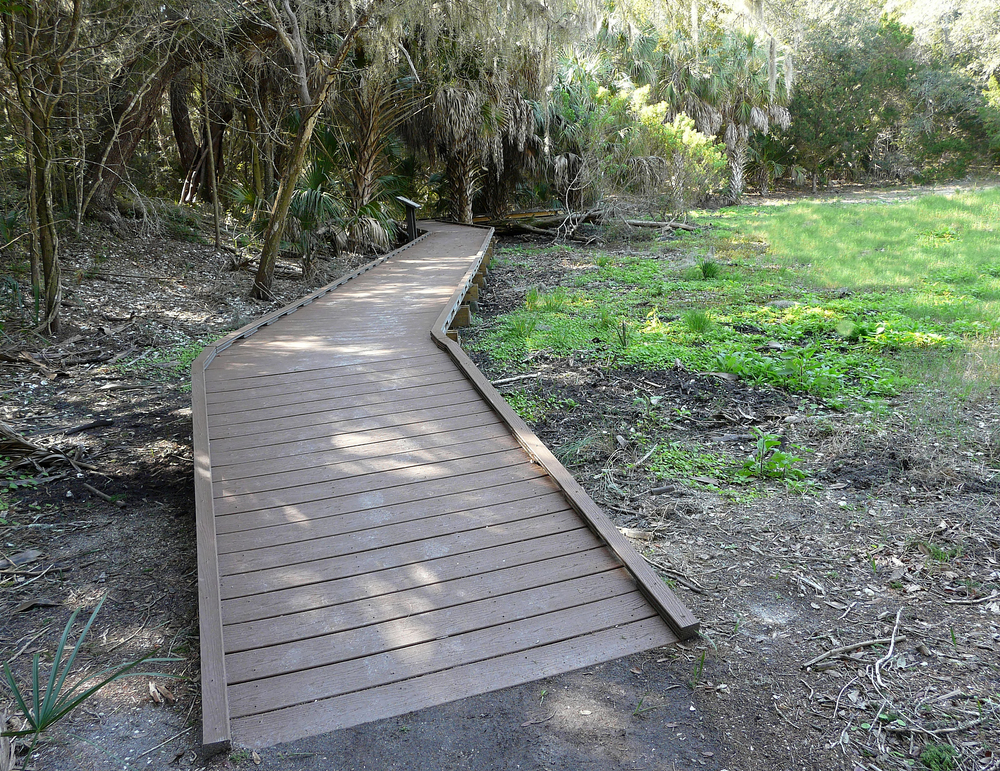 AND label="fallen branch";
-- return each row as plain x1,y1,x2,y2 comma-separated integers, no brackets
620,218,698,231
944,590,1000,605
802,636,907,669
872,607,904,688
64,418,114,436
885,713,992,737
491,373,541,387
83,483,125,508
